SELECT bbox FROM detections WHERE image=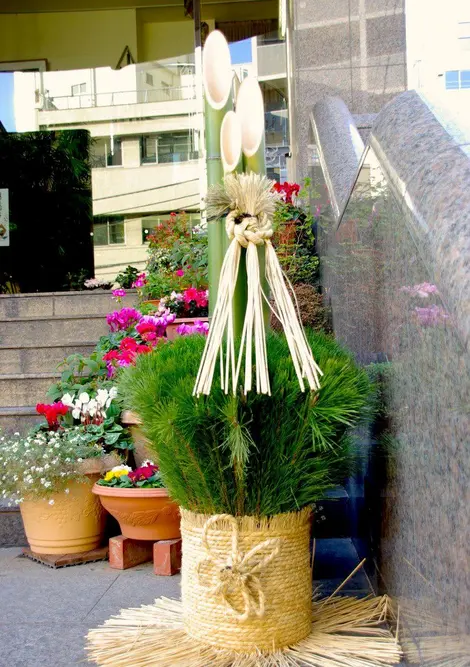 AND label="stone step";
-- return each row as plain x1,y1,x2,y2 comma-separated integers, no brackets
0,406,40,434
0,341,96,374
0,315,109,346
0,289,137,319
0,373,60,408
